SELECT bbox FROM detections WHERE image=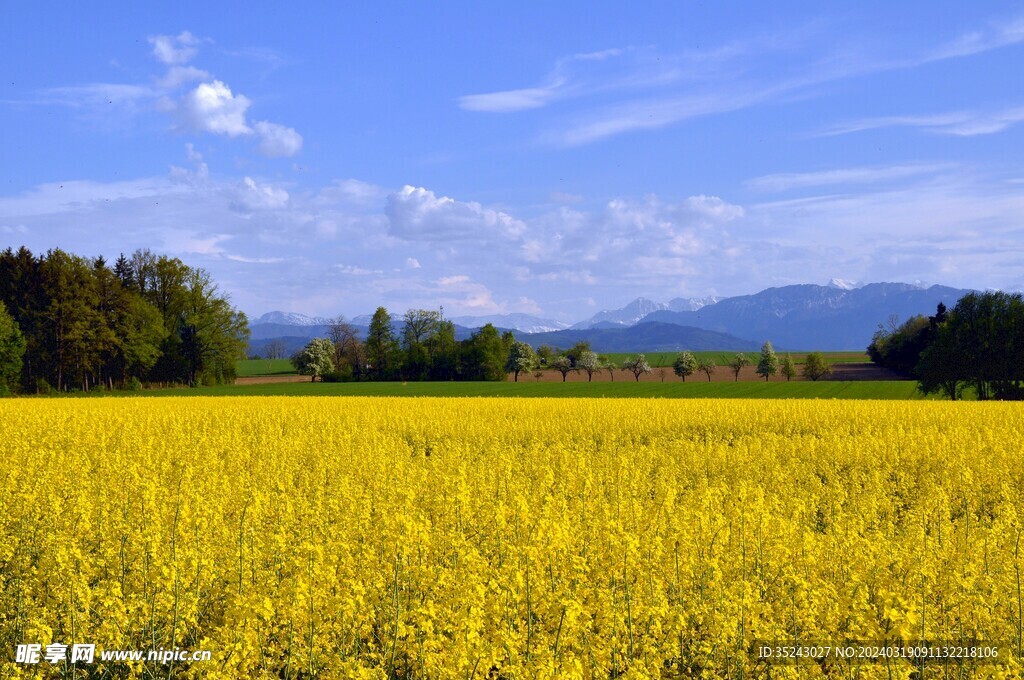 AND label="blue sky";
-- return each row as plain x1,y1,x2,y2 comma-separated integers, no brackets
2,2,1023,321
